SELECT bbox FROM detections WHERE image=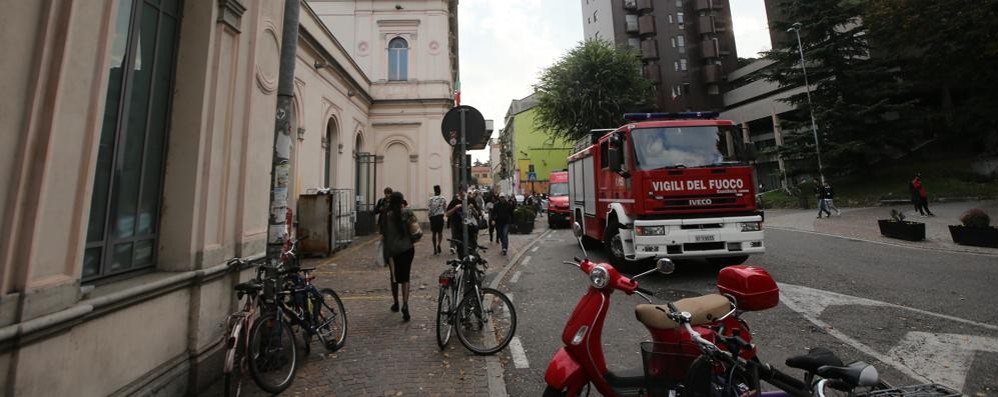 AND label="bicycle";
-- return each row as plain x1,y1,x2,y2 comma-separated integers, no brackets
436,239,516,355
653,303,960,397
245,260,299,394
274,235,347,356
220,257,266,397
